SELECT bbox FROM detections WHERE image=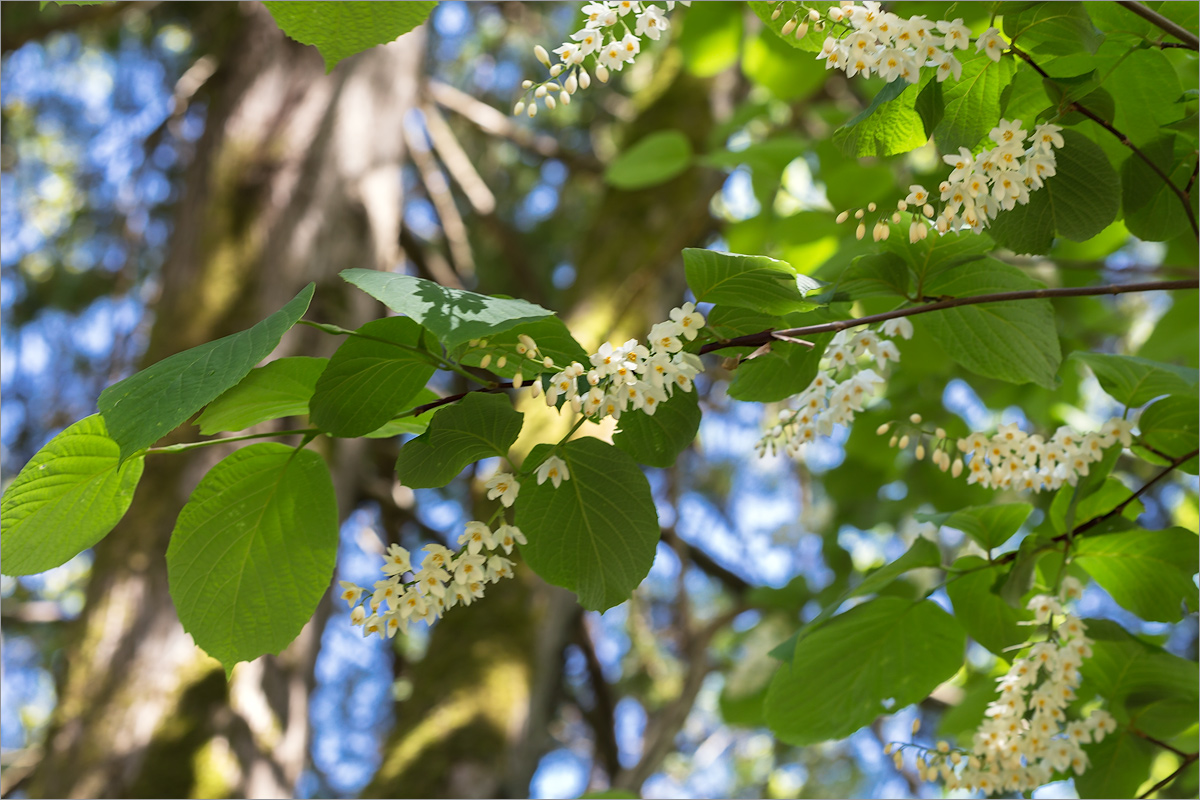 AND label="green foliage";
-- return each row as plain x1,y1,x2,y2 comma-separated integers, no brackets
0,415,144,576
946,556,1035,655
764,598,965,745
1138,394,1200,472
1048,475,1140,534
605,131,693,190
1076,726,1156,800
308,317,437,438
1121,136,1195,242
934,51,1018,153
613,390,701,468
920,258,1062,388
989,130,1120,254
683,249,819,316
166,444,338,675
263,1,437,72
394,392,523,489
452,318,589,379
1074,526,1199,622
515,438,659,612
1108,49,1182,147
1070,352,1198,407
748,2,835,53
362,388,440,438
834,79,929,158
918,503,1032,551
341,269,554,350
678,1,744,76
822,252,911,301
1003,2,1104,55
196,357,327,435
98,284,314,461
